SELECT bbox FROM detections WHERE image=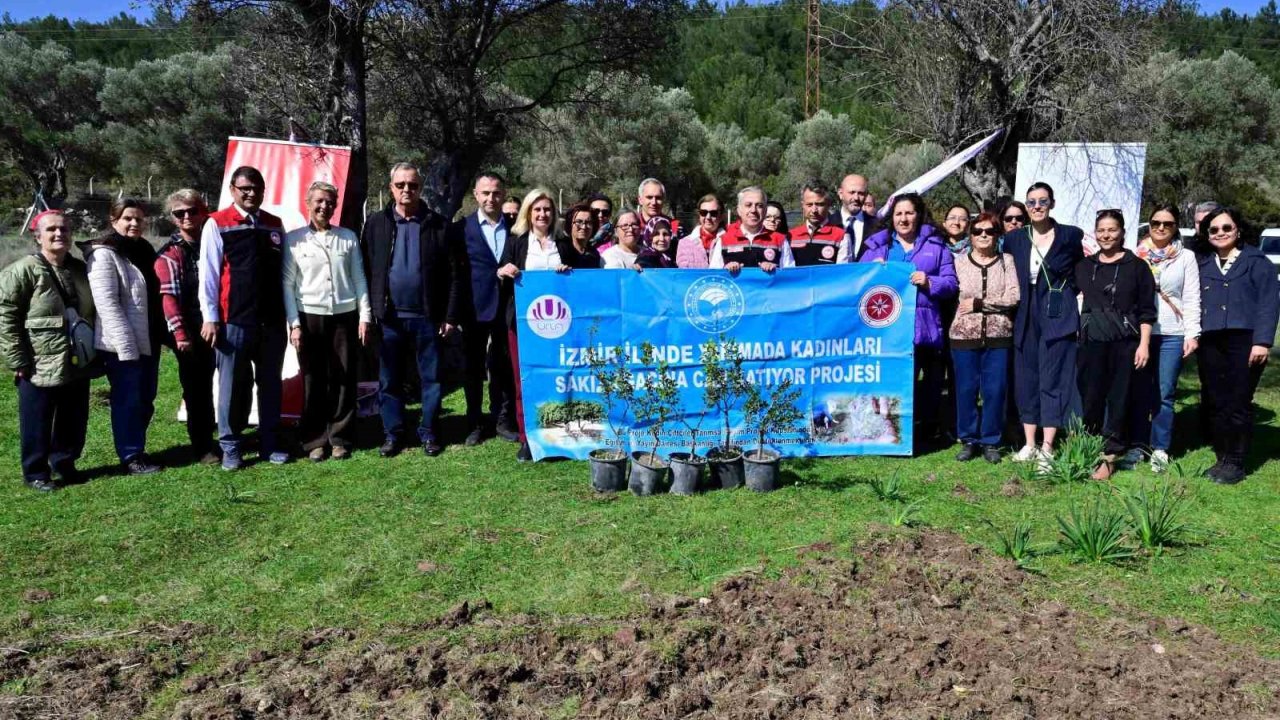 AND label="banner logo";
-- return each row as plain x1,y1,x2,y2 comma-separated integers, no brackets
527,294,572,339
860,285,902,328
684,276,745,334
